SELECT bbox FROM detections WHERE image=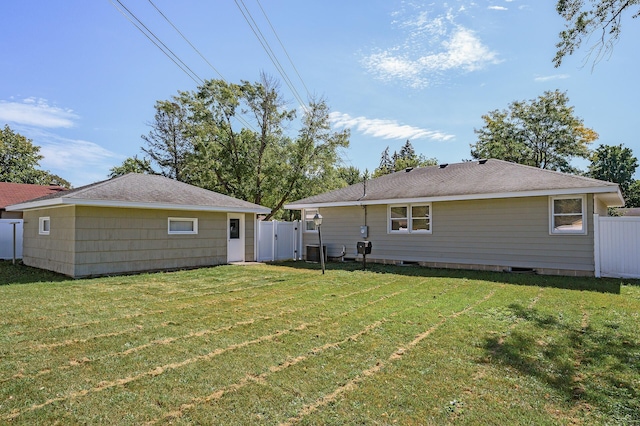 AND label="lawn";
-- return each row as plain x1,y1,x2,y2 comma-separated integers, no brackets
0,260,639,425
